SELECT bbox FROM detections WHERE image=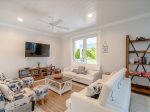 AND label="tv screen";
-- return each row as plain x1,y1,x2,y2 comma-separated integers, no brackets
25,42,50,57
